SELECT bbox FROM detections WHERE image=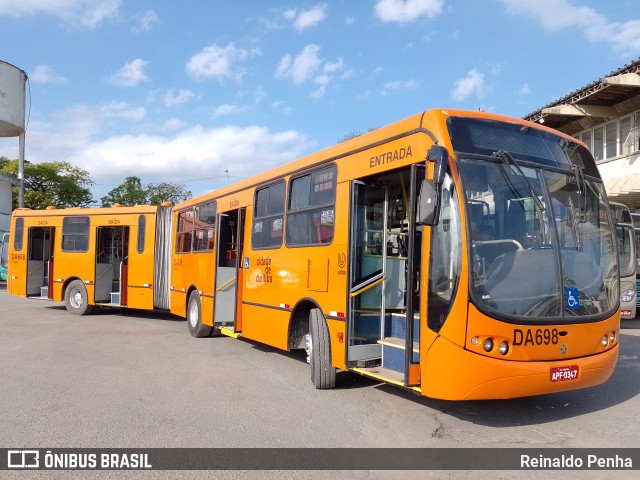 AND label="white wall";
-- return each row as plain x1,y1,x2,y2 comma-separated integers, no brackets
0,179,12,233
